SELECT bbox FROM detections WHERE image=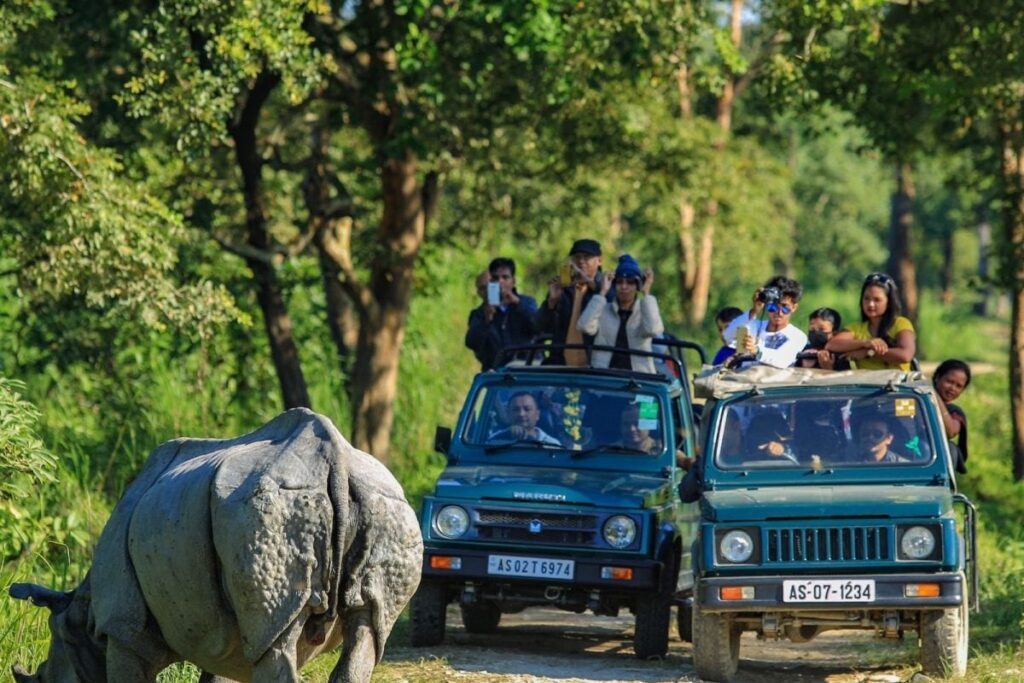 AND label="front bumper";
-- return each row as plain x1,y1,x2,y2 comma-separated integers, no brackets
423,547,663,592
698,572,963,611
